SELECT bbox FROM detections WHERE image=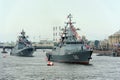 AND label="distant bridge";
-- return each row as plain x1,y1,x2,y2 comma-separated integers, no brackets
34,46,53,49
